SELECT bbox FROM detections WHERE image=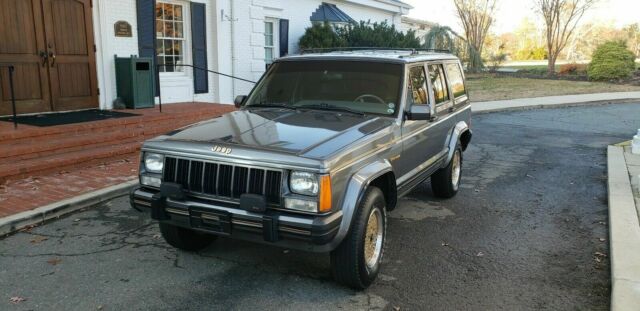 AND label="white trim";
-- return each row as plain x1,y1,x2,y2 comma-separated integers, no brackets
341,0,411,14
94,0,114,110
156,0,192,77
264,18,279,64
